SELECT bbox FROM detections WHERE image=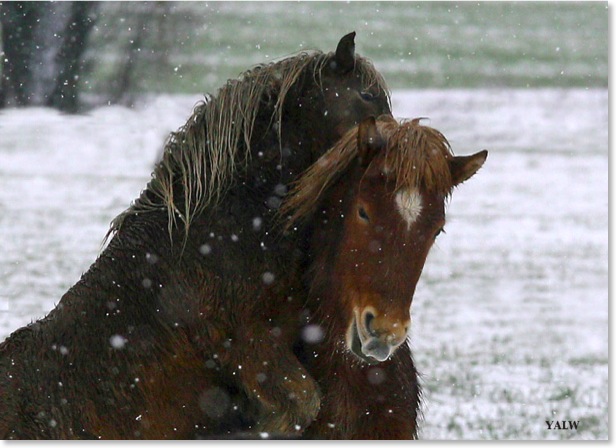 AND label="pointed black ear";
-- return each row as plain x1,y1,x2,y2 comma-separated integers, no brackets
449,150,488,186
358,116,384,167
334,31,356,74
